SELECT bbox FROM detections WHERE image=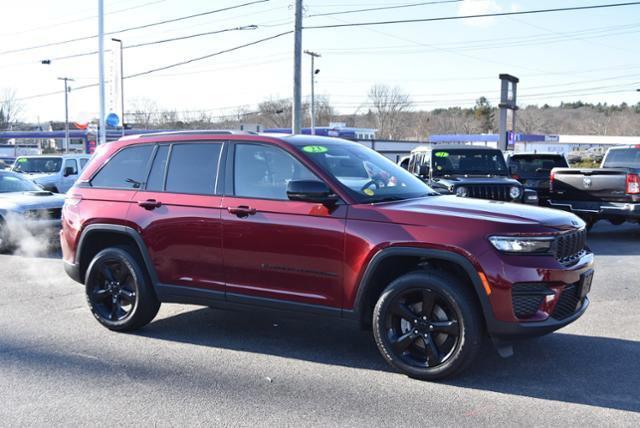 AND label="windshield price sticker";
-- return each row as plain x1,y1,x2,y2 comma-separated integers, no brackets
17,158,27,163
302,145,328,154
434,152,449,158
363,188,375,196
